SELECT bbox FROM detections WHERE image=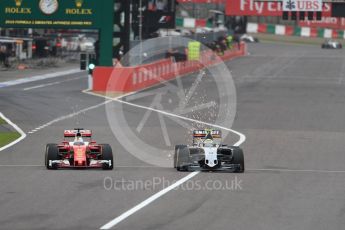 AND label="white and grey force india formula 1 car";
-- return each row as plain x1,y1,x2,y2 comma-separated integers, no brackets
173,130,244,173
45,128,113,170
321,39,342,49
